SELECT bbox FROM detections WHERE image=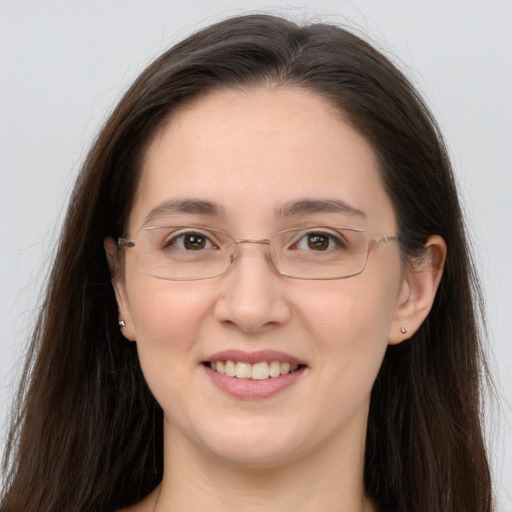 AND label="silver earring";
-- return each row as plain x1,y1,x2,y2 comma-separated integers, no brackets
119,320,126,329
400,326,408,334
